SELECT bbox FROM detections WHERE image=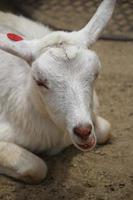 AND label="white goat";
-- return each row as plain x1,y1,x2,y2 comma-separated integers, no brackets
0,0,116,183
